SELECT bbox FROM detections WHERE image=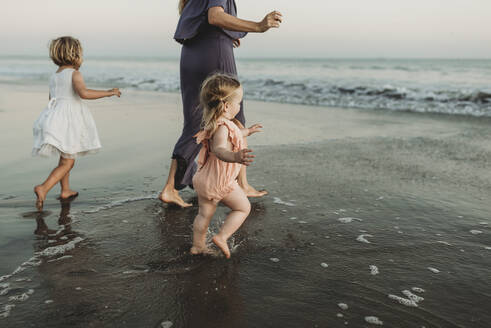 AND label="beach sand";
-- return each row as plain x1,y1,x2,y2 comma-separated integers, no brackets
1,83,490,327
